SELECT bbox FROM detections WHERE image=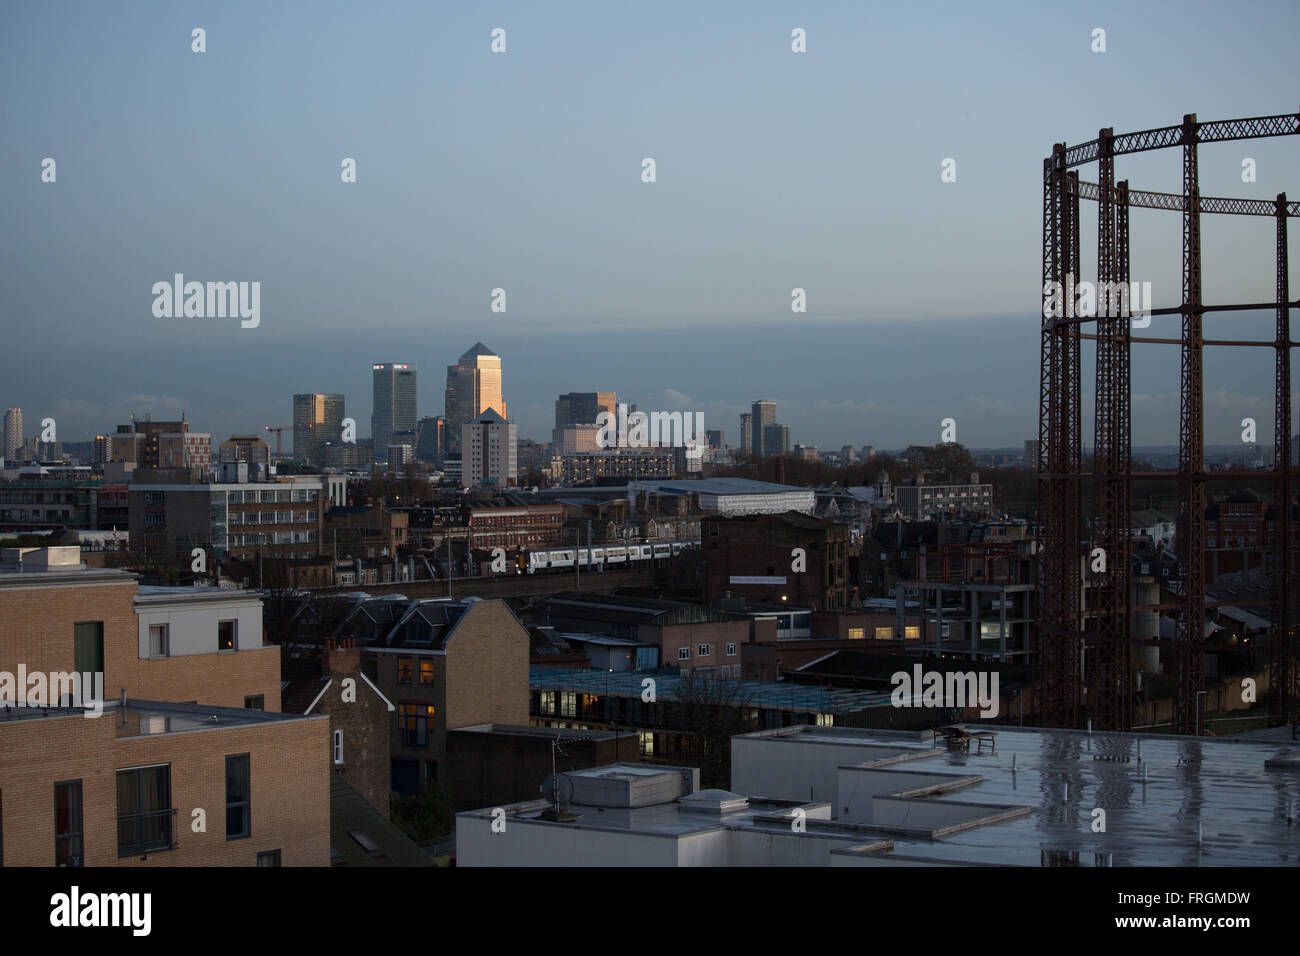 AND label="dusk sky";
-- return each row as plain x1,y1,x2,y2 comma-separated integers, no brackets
2,1,1297,450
